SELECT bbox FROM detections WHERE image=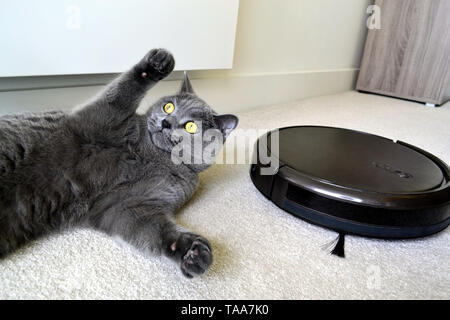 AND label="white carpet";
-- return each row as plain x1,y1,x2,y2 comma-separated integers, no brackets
1,91,449,299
